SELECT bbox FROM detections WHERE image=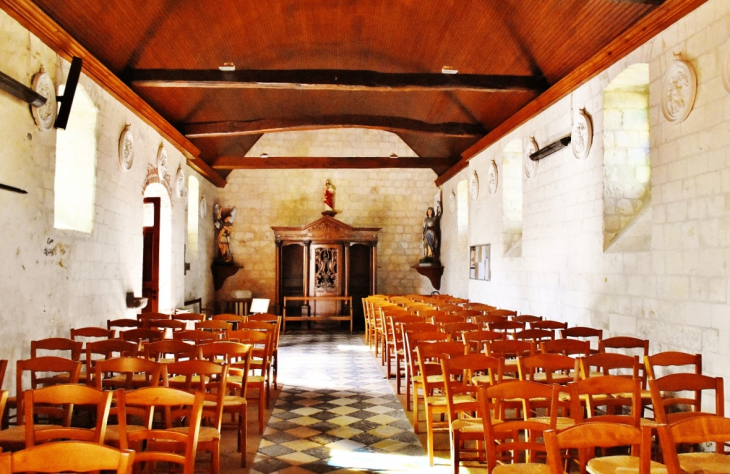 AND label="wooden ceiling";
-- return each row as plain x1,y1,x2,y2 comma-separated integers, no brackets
1,0,709,186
